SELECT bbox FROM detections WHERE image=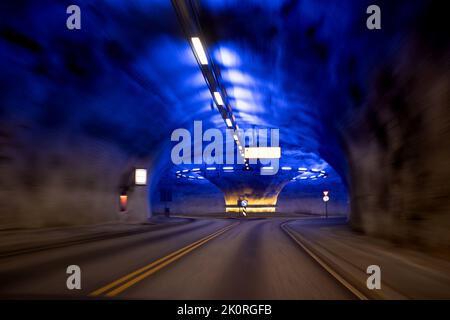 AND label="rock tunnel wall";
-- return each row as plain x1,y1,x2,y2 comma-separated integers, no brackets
0,0,182,229
151,181,225,216
343,35,450,249
0,0,448,254
0,127,150,229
